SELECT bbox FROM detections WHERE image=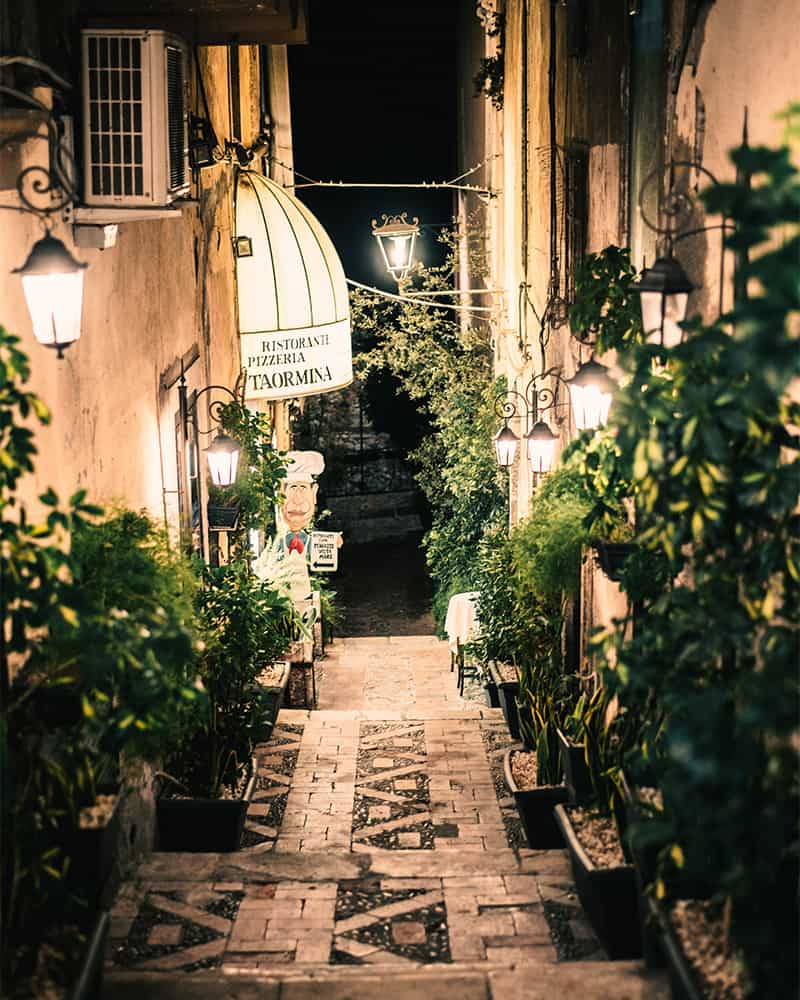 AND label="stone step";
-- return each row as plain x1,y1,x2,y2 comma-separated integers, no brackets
105,962,669,999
